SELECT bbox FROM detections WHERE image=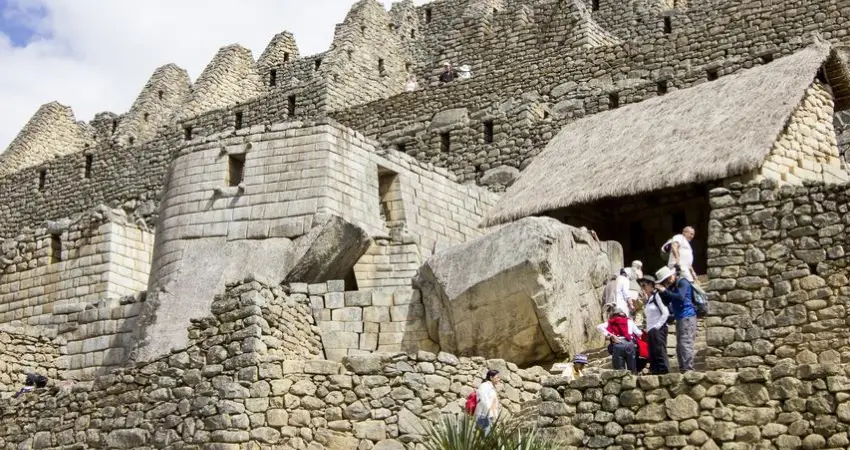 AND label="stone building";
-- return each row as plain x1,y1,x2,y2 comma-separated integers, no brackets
0,0,850,448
